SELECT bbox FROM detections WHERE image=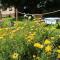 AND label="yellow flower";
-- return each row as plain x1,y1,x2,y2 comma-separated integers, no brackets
28,39,32,42
0,37,3,39
27,37,34,42
27,34,35,41
12,52,19,59
44,39,51,45
57,54,60,58
0,28,2,31
45,45,52,52
27,35,34,39
56,50,60,53
34,43,43,49
30,32,36,36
